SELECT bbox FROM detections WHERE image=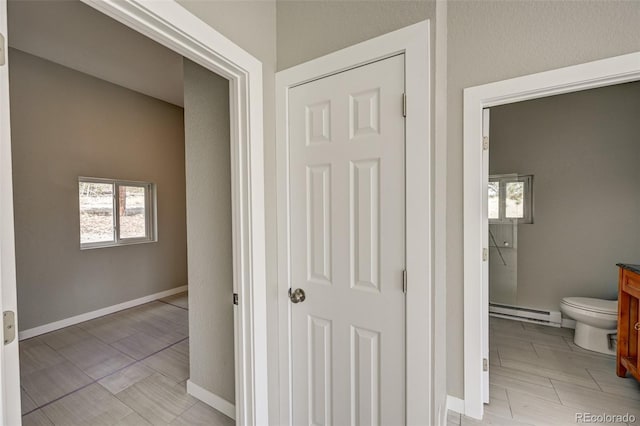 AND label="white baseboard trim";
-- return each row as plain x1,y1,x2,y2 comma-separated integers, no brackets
561,318,577,329
446,395,465,415
18,285,188,340
187,380,236,420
